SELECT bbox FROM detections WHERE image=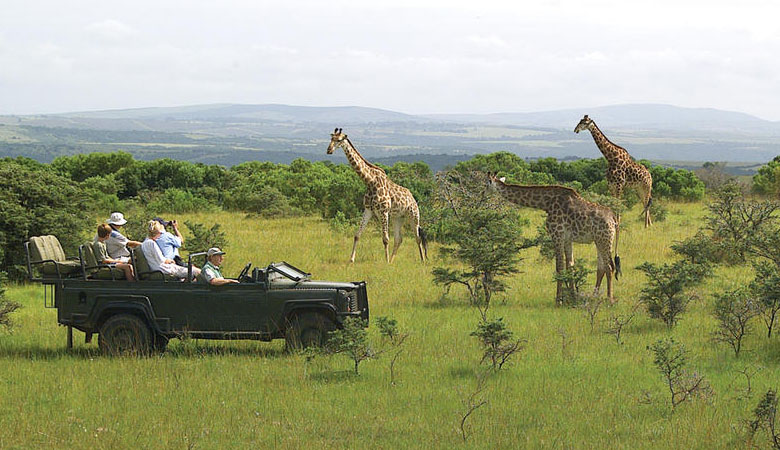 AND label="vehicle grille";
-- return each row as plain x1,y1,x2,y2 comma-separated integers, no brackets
347,291,358,312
